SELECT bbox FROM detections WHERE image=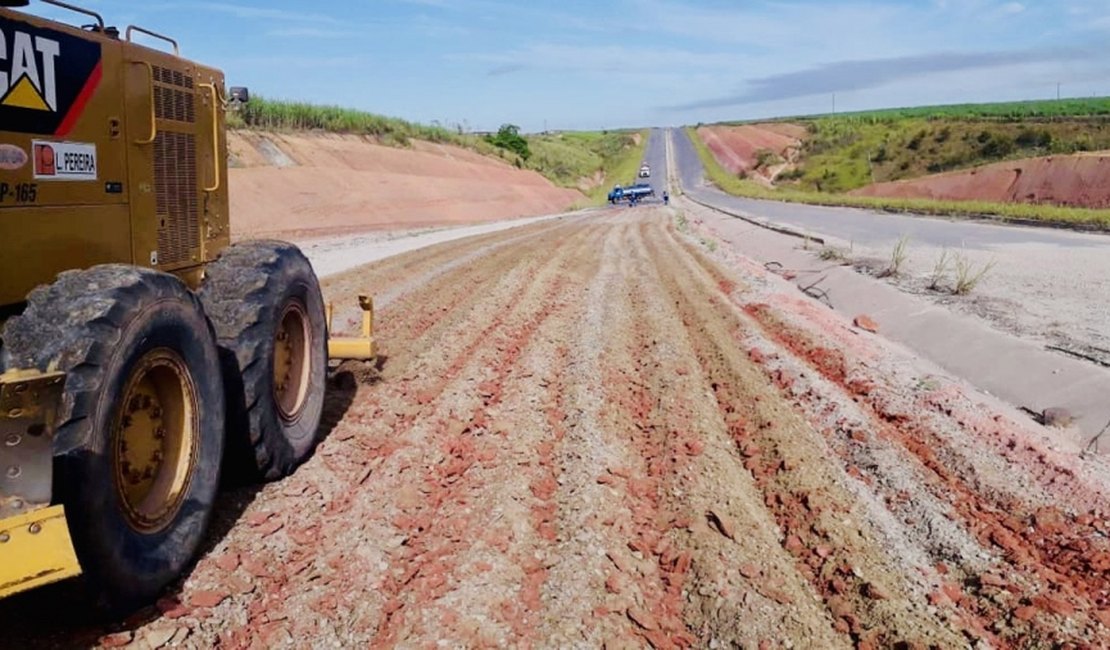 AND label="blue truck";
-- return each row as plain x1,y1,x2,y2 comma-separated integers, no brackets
608,183,655,205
